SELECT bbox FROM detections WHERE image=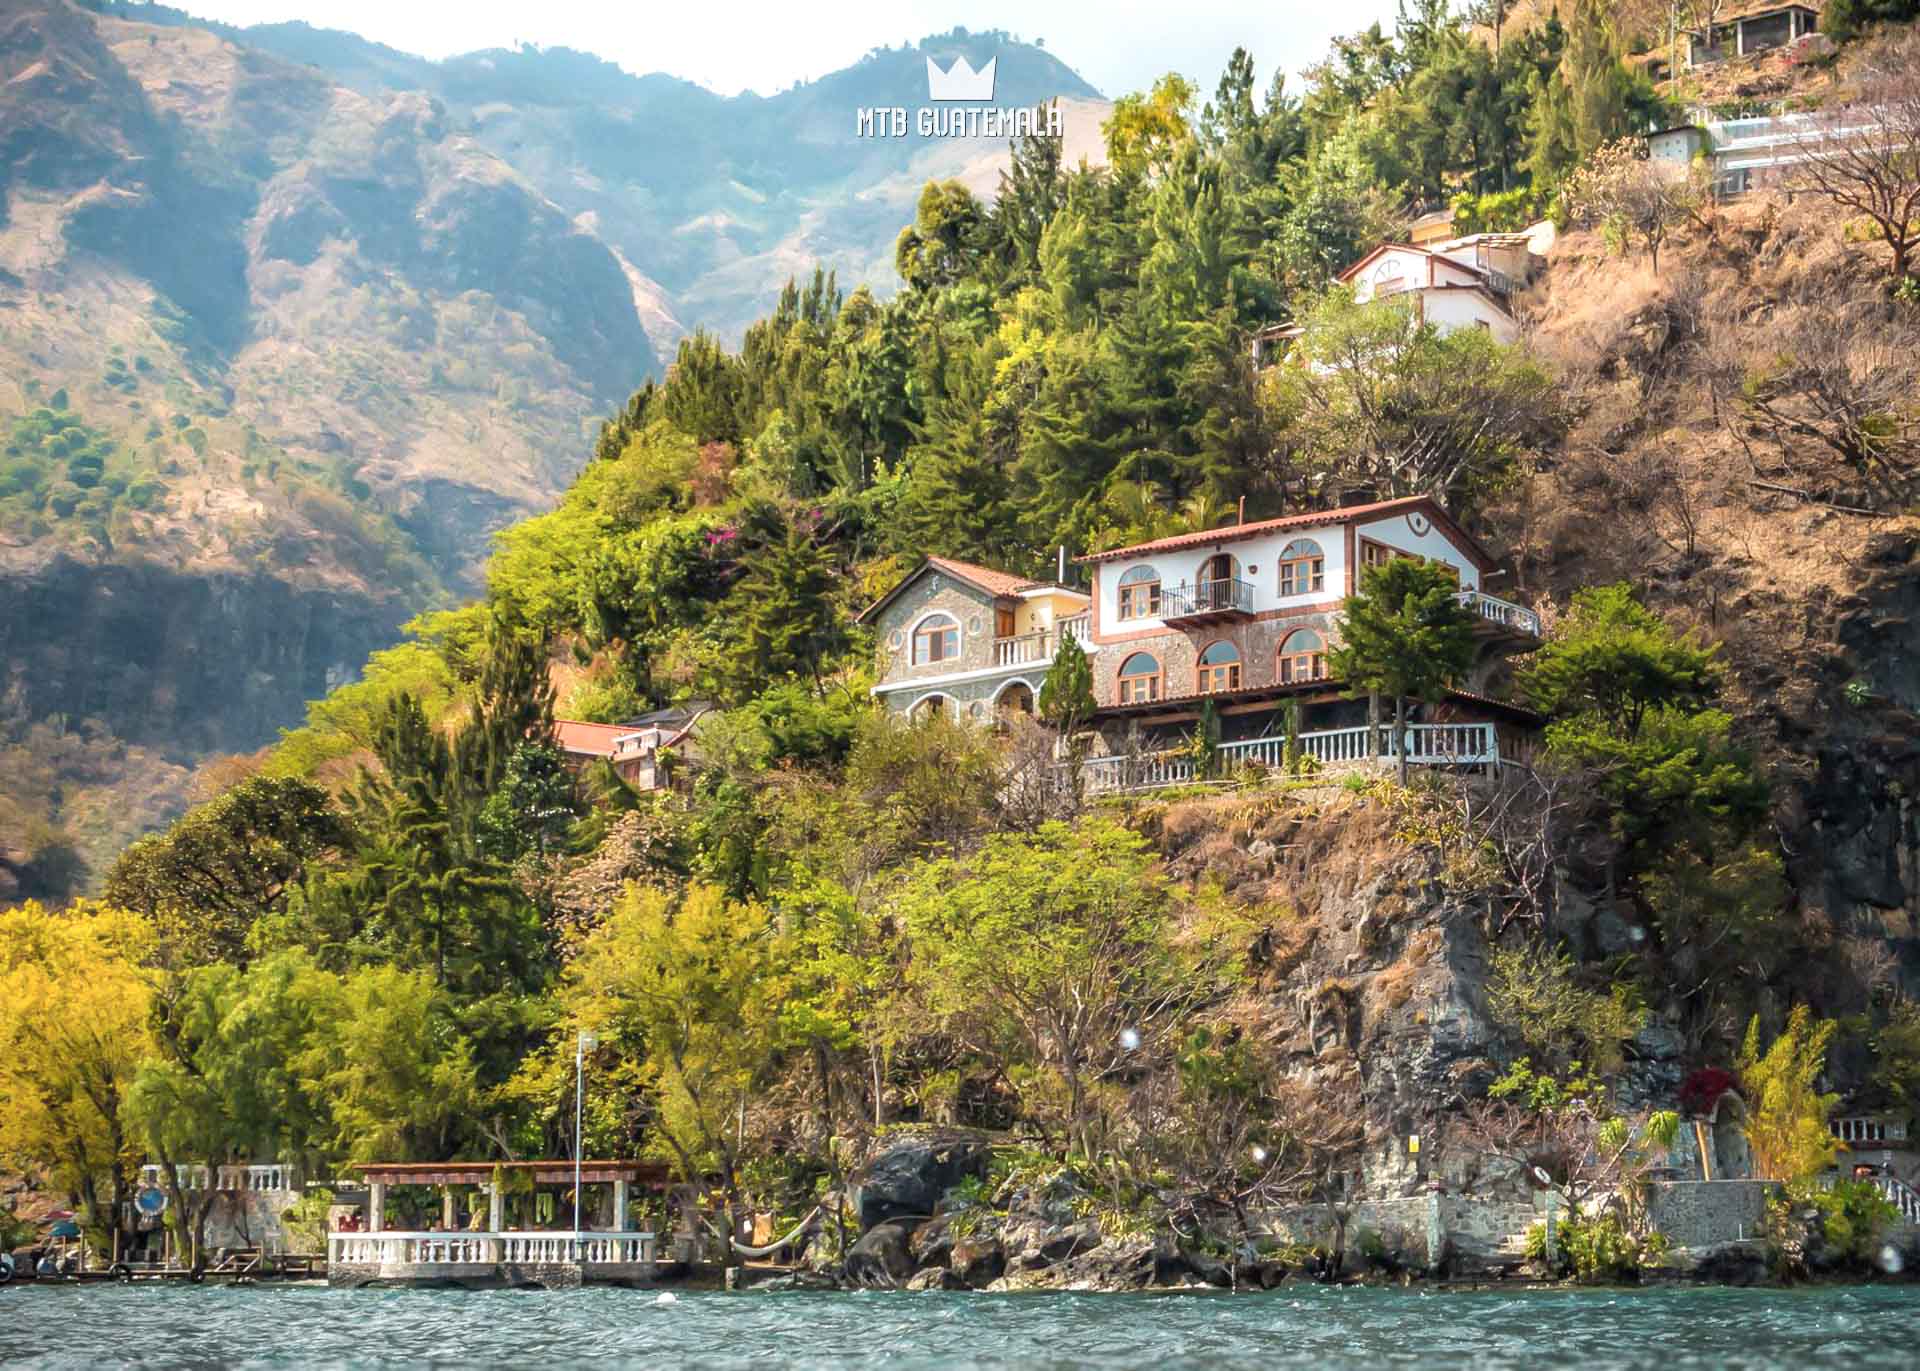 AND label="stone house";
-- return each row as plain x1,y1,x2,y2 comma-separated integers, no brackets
856,555,1092,722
